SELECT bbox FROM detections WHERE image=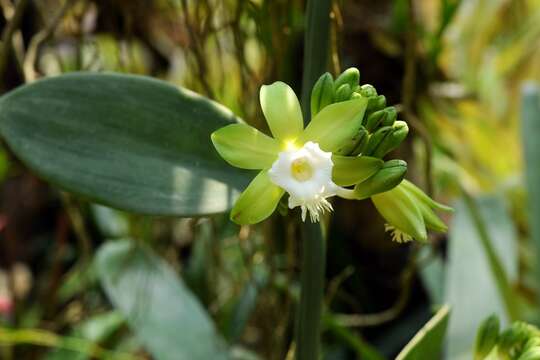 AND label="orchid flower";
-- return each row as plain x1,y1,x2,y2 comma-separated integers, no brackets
211,81,382,224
